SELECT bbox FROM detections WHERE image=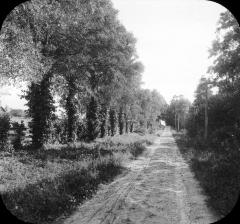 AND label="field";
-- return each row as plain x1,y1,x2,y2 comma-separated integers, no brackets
0,132,156,224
